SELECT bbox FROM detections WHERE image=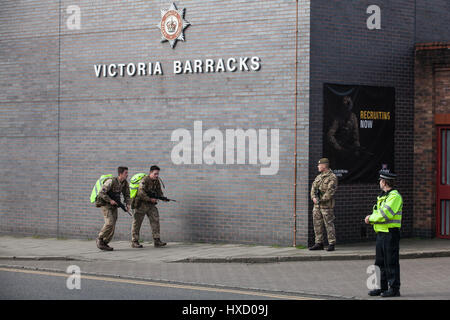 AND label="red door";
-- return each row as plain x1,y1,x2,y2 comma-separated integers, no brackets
437,126,450,238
